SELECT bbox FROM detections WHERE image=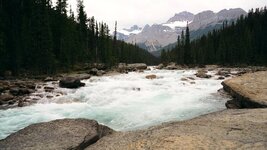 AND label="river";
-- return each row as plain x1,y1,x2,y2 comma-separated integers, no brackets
0,68,230,139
